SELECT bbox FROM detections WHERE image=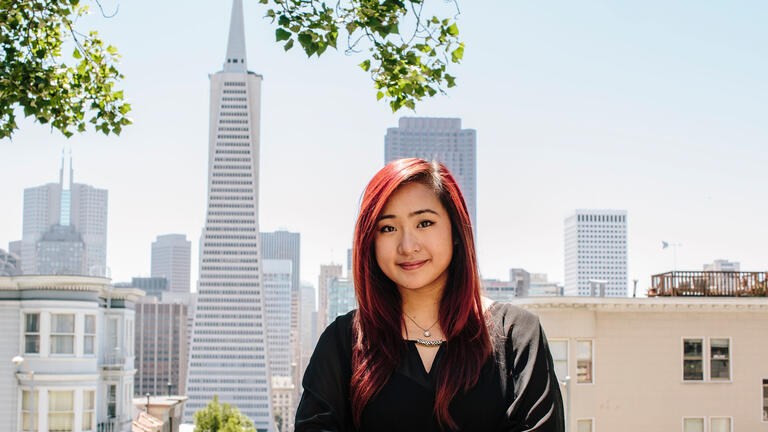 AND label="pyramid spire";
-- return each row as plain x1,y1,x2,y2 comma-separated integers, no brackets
223,0,247,72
